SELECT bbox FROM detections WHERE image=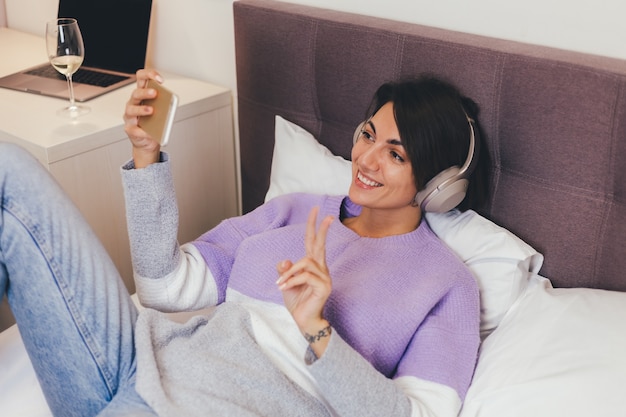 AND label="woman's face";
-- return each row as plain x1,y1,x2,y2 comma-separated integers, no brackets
349,102,418,212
